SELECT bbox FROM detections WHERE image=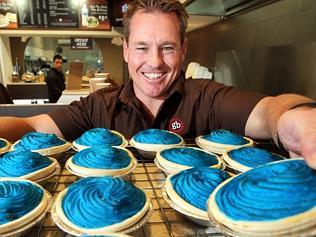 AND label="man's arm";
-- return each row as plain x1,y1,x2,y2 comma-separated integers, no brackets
0,114,64,142
245,94,316,168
